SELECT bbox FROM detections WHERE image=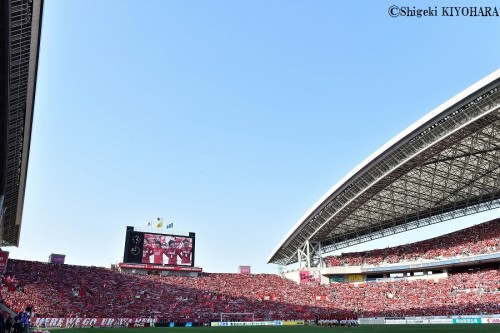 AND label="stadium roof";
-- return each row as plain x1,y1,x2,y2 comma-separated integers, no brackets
268,69,500,266
0,0,44,246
